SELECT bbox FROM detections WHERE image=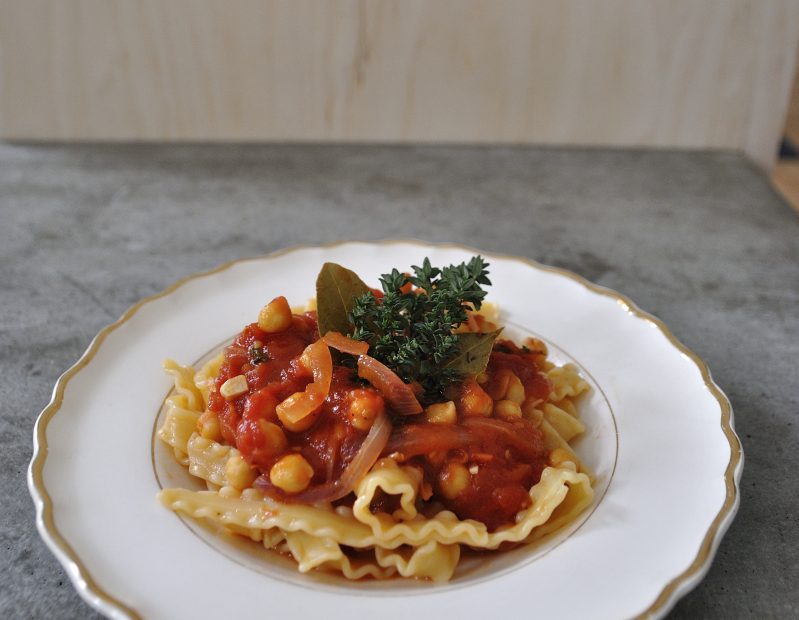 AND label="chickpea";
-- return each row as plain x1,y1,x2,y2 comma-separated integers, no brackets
346,389,385,431
505,373,526,405
425,400,457,425
457,379,493,417
439,462,471,499
258,420,288,454
225,454,257,491
258,296,293,333
197,410,222,442
269,454,315,494
494,399,522,419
